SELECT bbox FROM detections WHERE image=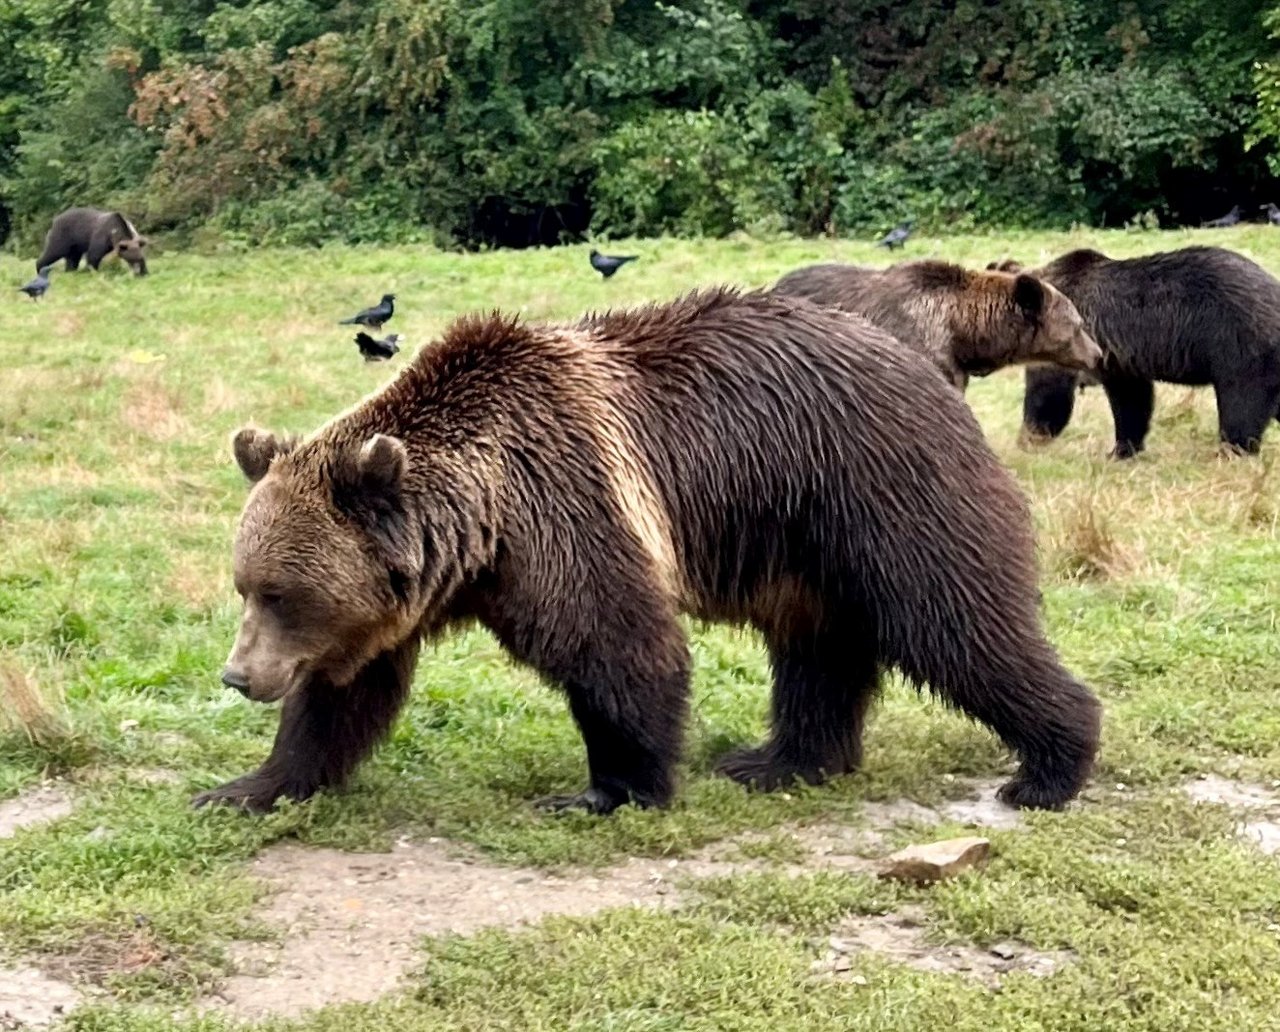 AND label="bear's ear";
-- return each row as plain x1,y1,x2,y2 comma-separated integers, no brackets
355,434,408,496
1013,274,1046,322
232,427,287,483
